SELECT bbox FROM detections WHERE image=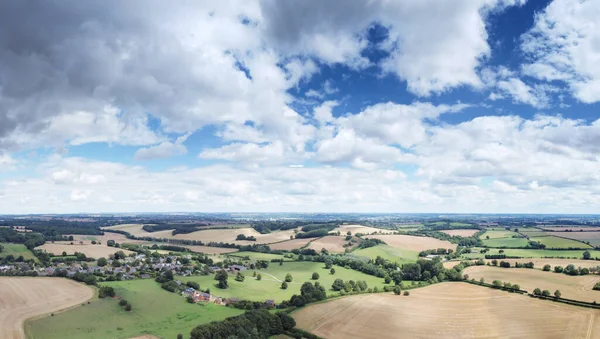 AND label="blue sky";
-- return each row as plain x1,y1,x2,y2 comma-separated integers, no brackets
1,0,599,214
